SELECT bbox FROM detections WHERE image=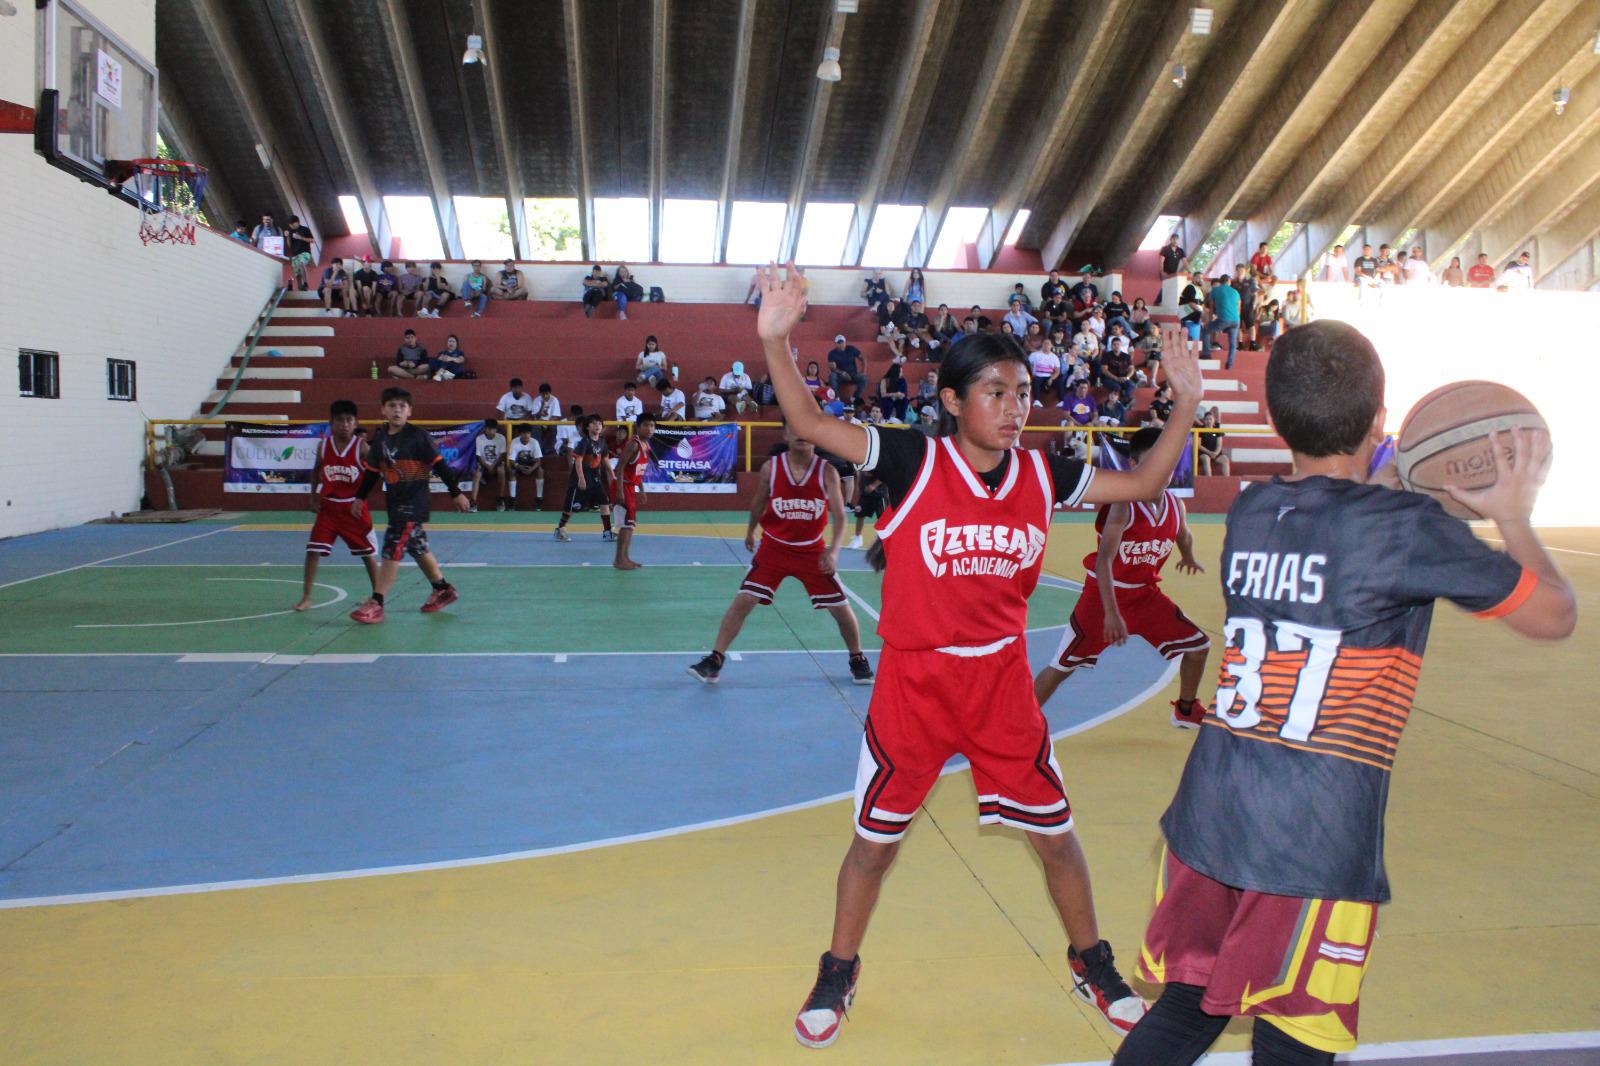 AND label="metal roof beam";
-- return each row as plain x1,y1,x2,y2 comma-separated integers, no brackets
713,0,757,263
842,0,941,267
474,0,528,258
1482,128,1600,268
980,0,1130,268
1375,0,1600,257
1533,193,1600,285
648,0,667,262
376,0,463,259
1039,2,1192,269
188,0,322,249
158,83,240,230
907,0,1034,269
1098,0,1302,270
